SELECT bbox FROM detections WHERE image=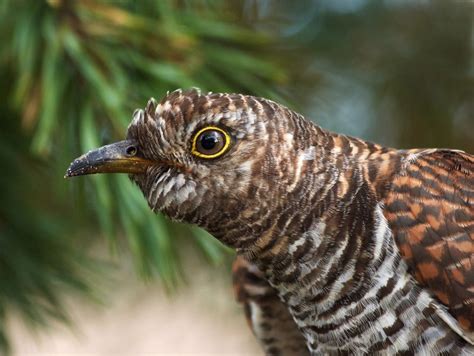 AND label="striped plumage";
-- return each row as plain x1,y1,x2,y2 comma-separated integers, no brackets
232,255,309,355
67,89,474,355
